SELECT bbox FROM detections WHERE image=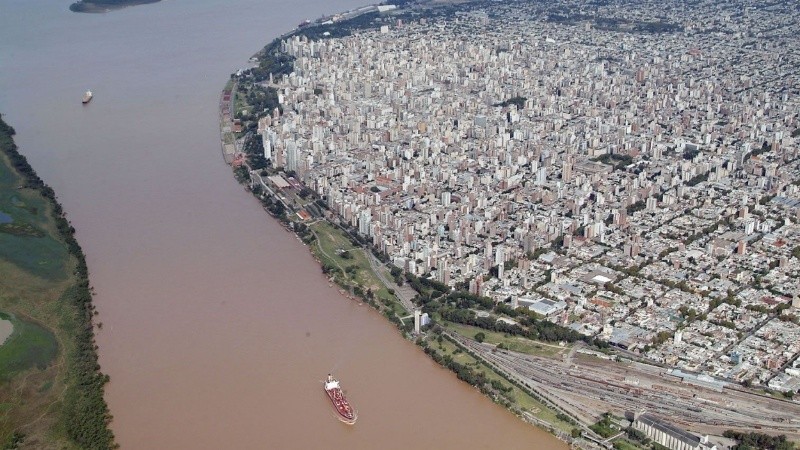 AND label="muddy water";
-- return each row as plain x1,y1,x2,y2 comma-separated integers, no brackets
0,1,567,448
